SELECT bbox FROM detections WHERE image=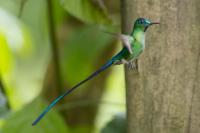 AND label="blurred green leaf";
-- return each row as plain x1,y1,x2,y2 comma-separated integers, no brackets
101,113,126,133
0,0,20,16
2,98,69,133
61,26,112,85
53,0,66,26
0,0,50,111
0,33,12,77
0,8,37,110
0,8,33,58
60,0,111,24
